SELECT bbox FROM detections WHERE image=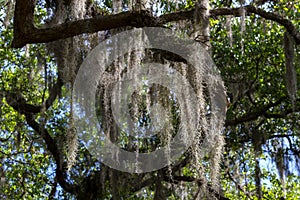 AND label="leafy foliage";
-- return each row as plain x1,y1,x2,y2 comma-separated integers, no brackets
0,0,300,199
